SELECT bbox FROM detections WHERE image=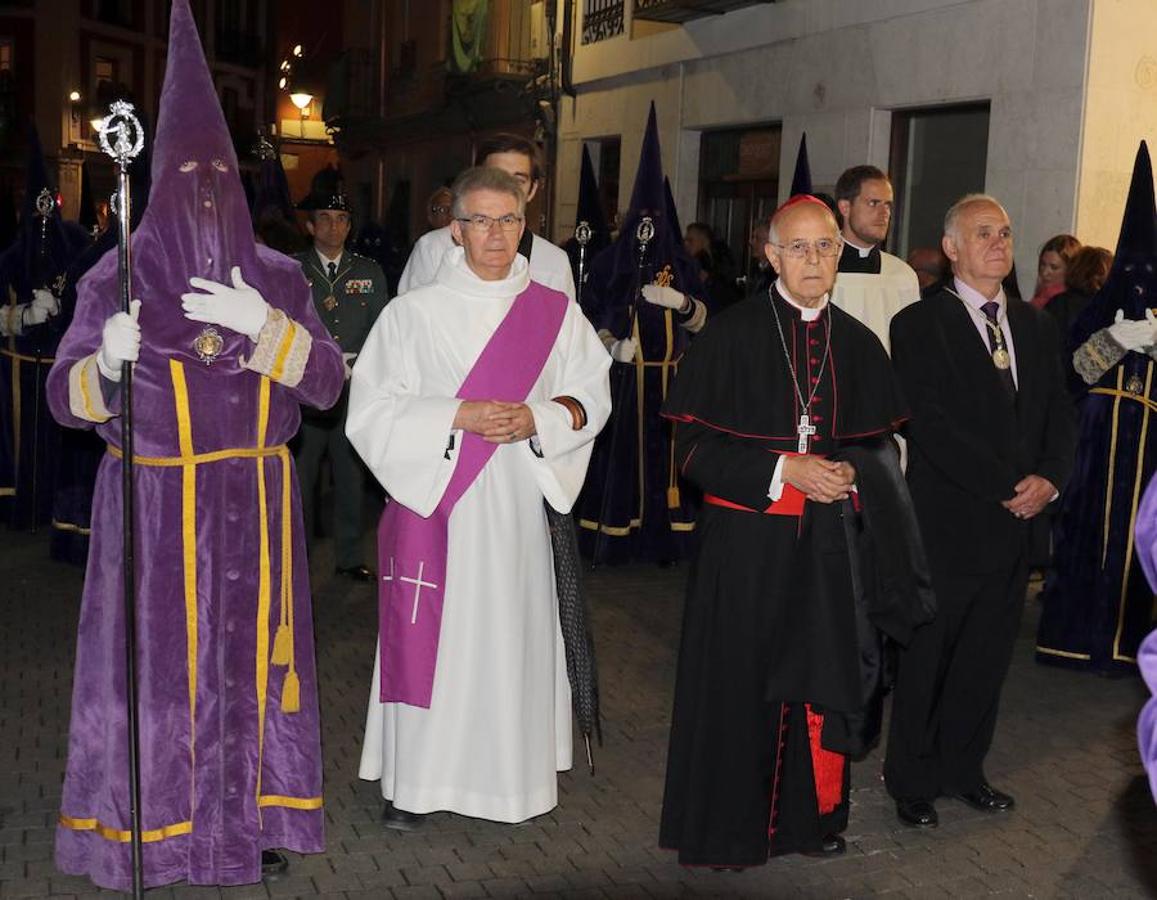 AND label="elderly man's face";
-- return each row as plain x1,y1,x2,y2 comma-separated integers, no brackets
450,188,525,281
765,204,842,306
944,201,1013,291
